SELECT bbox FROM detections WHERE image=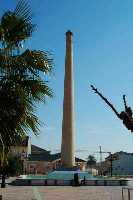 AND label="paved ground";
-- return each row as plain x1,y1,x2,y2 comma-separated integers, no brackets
0,185,133,200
